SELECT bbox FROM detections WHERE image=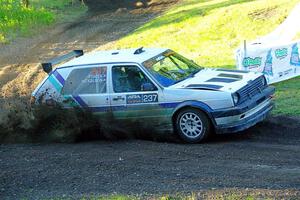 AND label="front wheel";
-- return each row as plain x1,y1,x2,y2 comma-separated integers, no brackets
175,108,211,143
